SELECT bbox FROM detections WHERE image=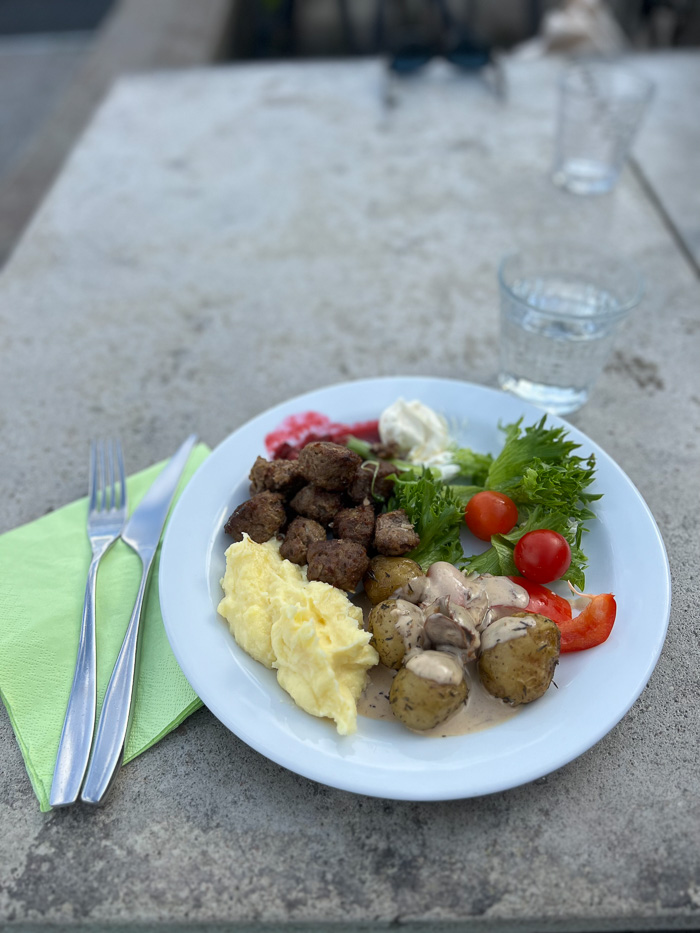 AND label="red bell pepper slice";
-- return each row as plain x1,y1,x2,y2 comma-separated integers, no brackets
508,576,573,626
557,593,617,653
